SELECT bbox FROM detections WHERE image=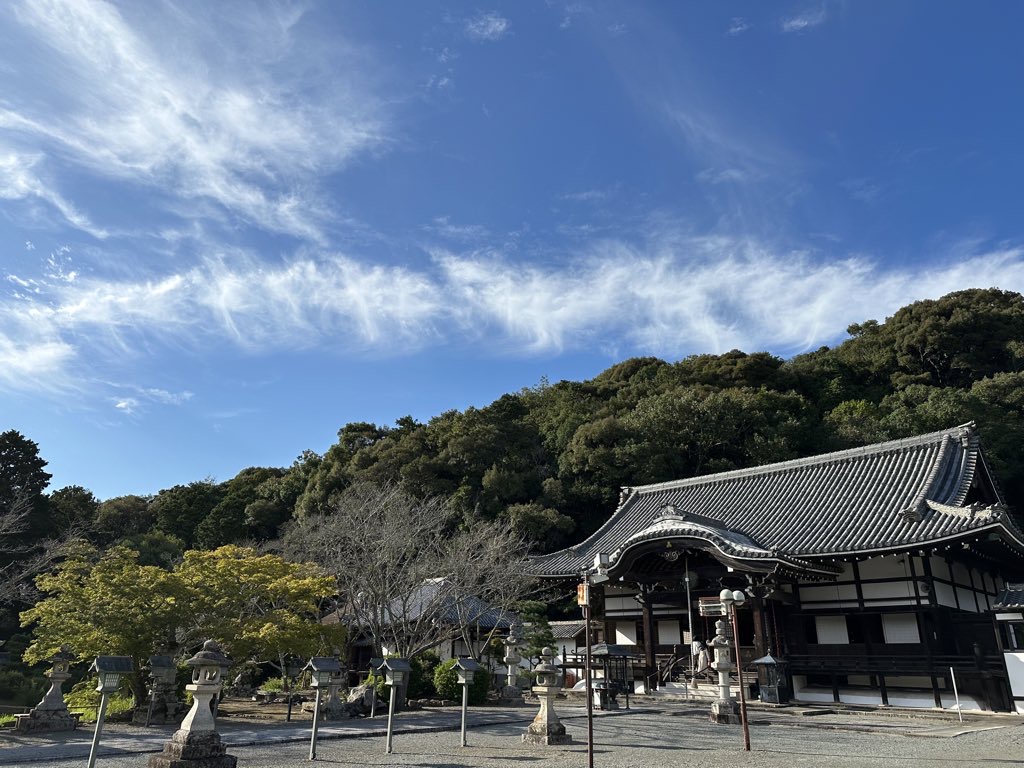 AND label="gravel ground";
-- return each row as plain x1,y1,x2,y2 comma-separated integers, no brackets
9,706,1023,768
